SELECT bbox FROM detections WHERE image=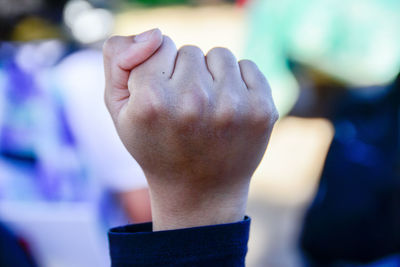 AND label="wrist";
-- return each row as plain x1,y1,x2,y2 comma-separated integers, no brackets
146,176,250,231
